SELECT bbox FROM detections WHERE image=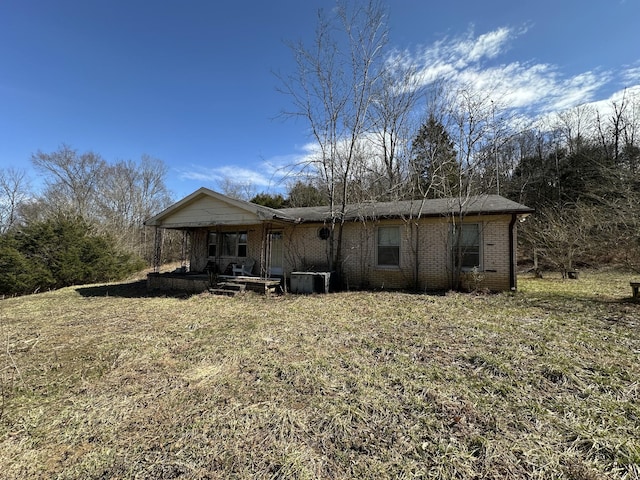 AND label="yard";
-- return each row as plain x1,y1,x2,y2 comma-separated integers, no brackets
1,270,638,479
